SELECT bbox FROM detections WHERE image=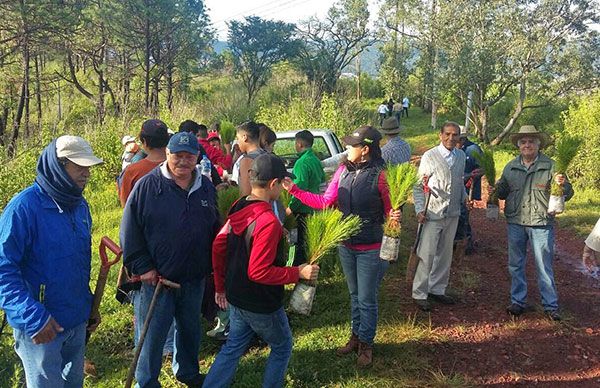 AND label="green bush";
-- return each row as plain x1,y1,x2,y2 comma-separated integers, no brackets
561,93,600,188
